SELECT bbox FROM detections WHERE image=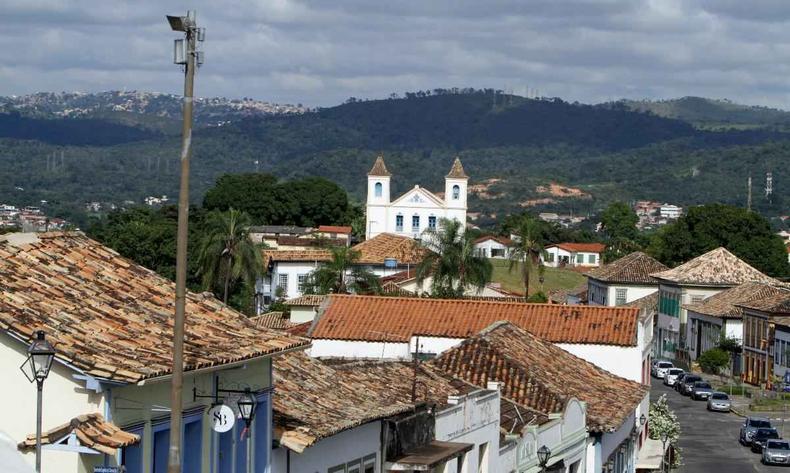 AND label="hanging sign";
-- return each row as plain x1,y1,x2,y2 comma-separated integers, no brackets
209,404,235,433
